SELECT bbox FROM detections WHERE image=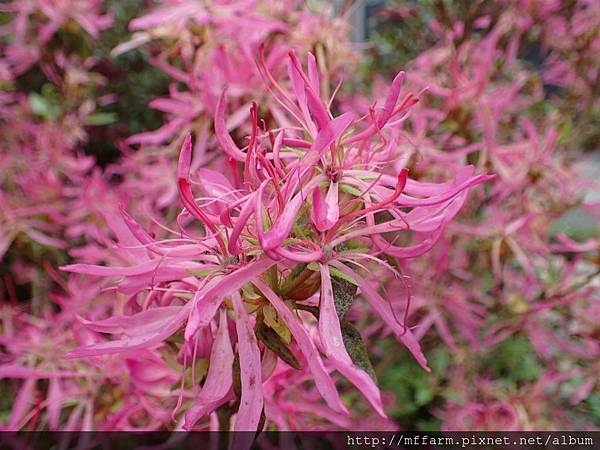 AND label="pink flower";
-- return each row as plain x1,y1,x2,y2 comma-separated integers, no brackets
61,49,491,431
0,0,112,75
